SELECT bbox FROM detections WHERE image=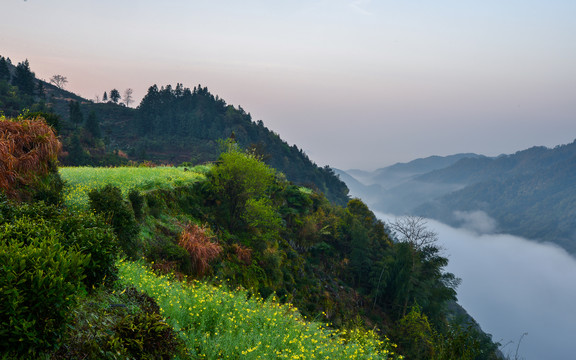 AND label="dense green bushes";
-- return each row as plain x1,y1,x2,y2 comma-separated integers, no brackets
0,196,121,356
0,217,89,356
89,184,140,259
52,286,186,360
0,197,119,289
